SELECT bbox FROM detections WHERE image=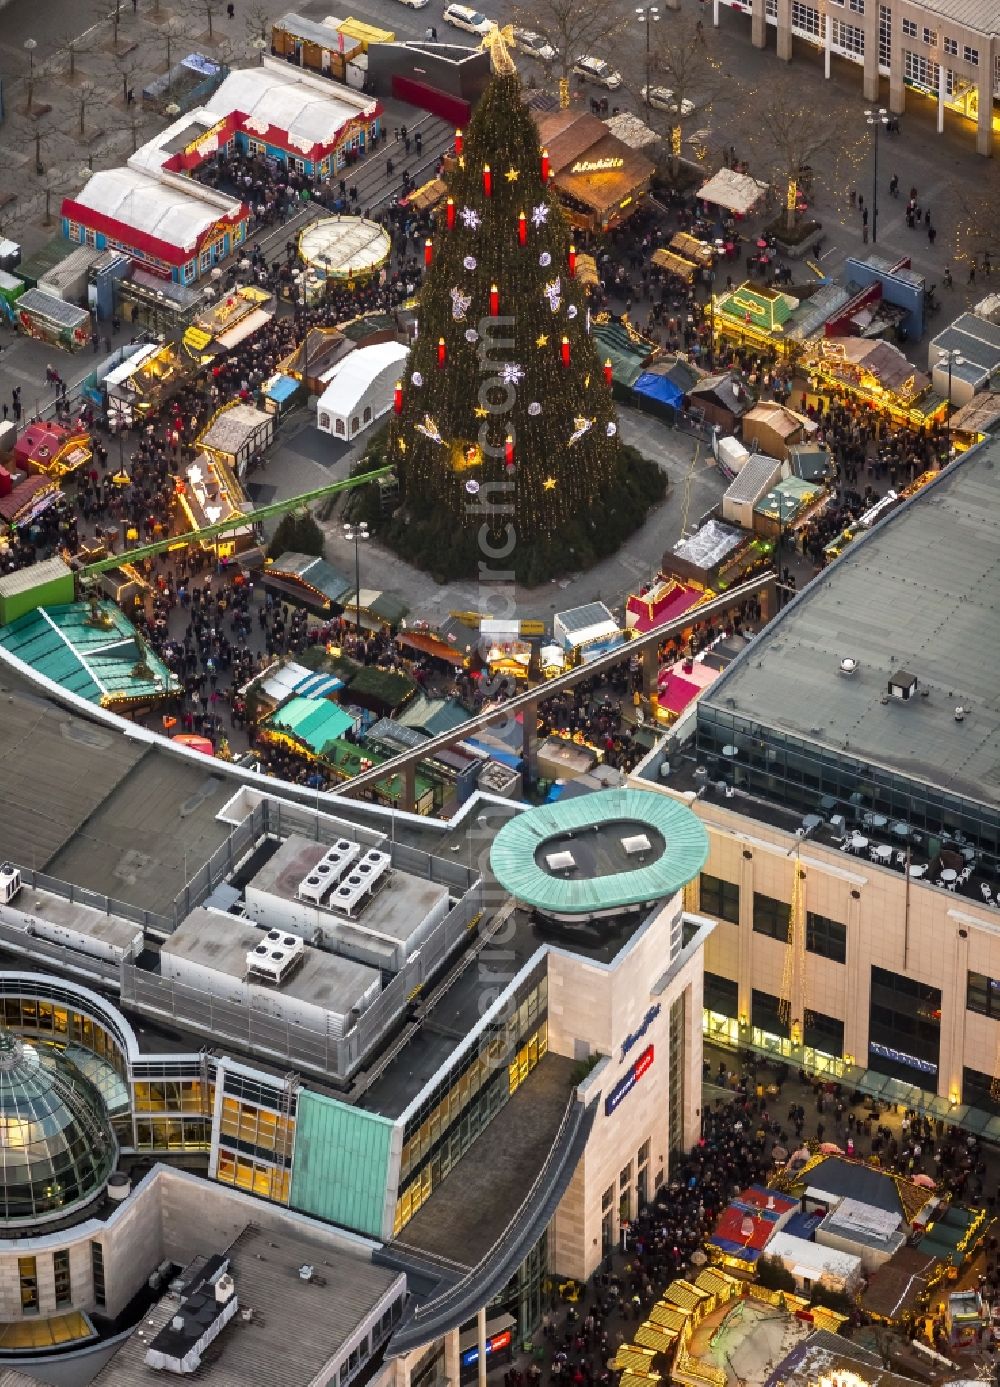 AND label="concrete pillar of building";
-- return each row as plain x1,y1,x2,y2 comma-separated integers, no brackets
521,700,537,788
888,9,906,114
943,924,969,1103
713,0,721,26
737,848,755,1032
975,58,993,156
862,3,880,101
444,1329,461,1387
937,60,946,134
477,1307,487,1387
776,0,793,60
402,761,416,814
758,576,776,624
641,644,658,704
843,884,868,1068
824,10,832,78
751,0,767,49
